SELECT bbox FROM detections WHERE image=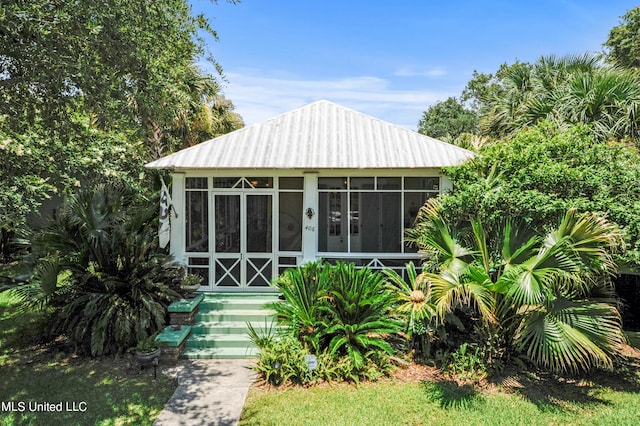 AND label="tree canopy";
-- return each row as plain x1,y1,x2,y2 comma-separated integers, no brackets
605,6,640,69
417,97,479,141
0,0,242,260
438,121,640,271
459,54,640,144
413,5,640,283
